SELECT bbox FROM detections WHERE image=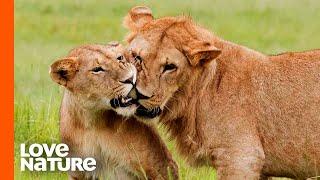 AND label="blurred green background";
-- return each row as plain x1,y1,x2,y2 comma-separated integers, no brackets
14,0,320,179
